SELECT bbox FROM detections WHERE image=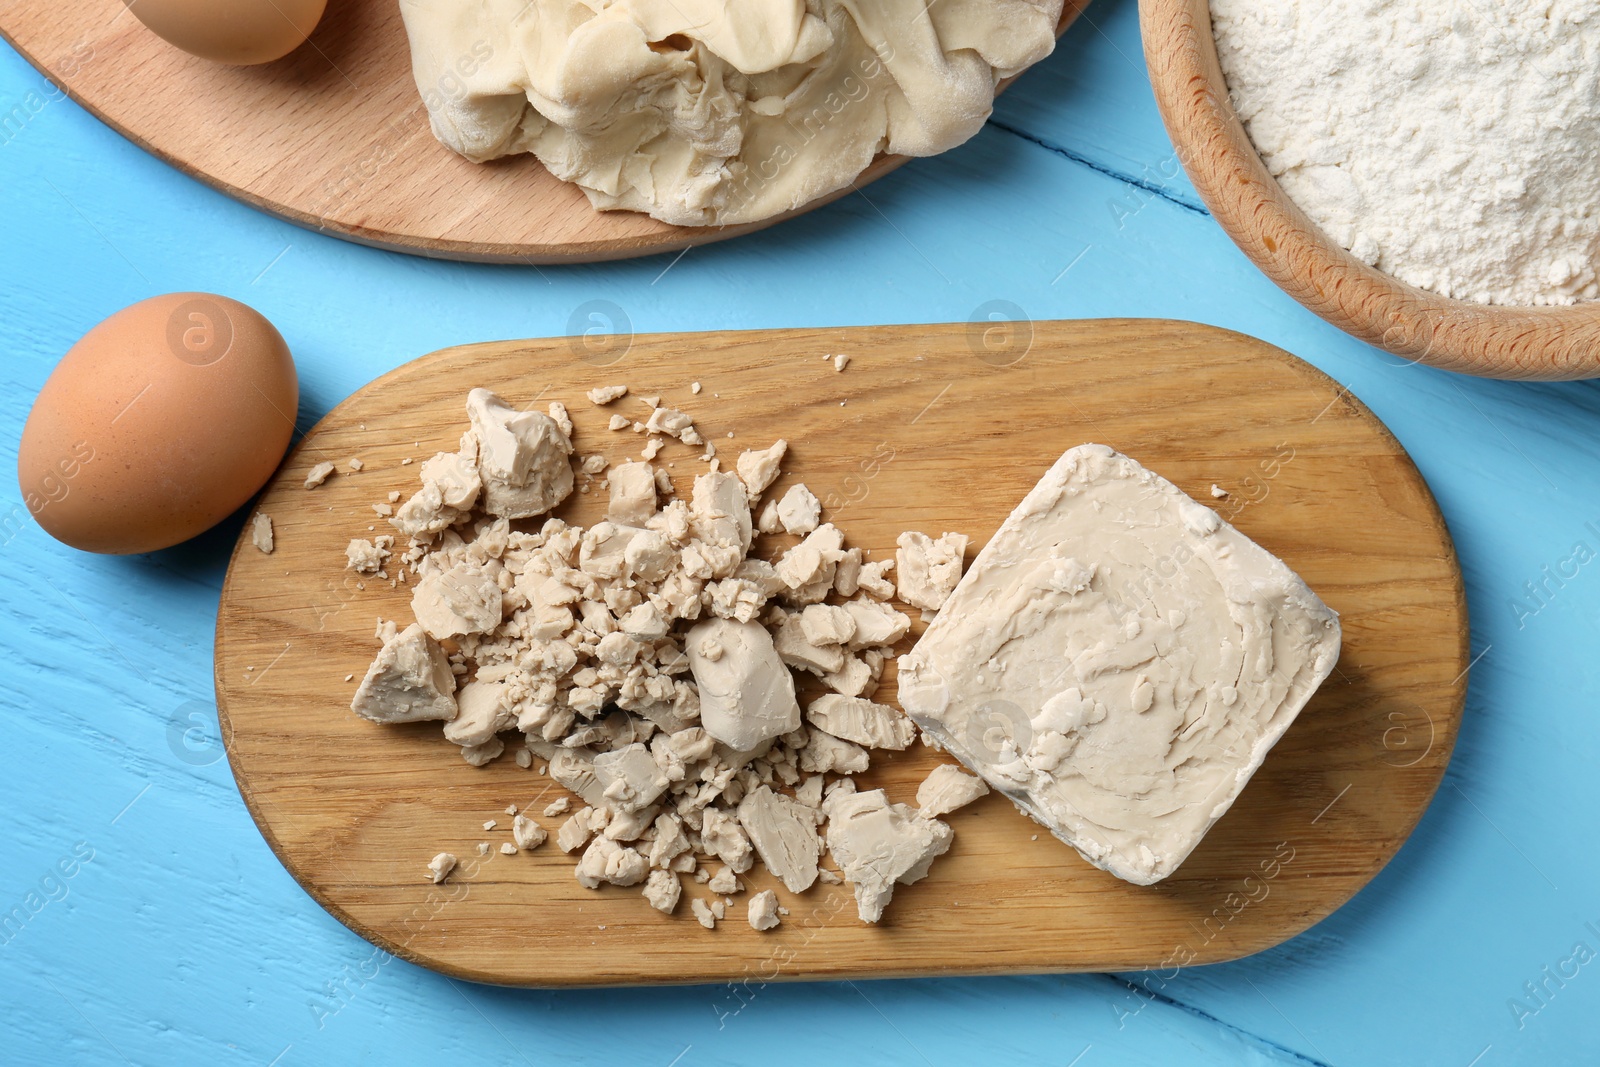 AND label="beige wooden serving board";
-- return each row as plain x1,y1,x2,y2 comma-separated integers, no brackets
0,0,1090,264
215,319,1466,986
